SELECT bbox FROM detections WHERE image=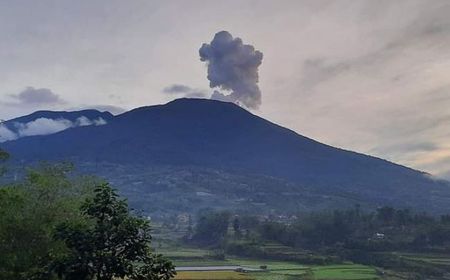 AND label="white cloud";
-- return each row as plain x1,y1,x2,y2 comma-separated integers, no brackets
15,118,73,137
93,117,107,126
74,116,108,127
76,116,93,127
0,125,17,142
0,116,108,143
